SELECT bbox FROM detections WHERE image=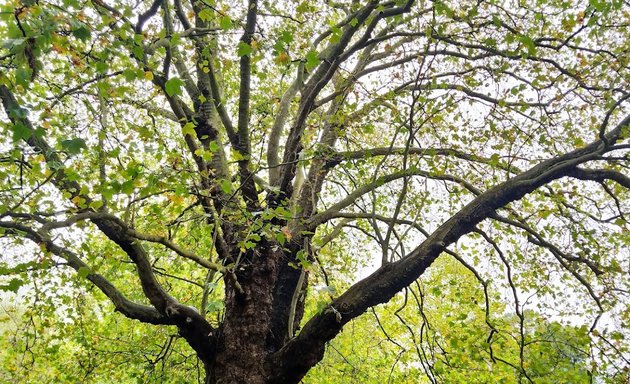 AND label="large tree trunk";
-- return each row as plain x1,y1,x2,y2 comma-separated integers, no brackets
200,242,308,384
